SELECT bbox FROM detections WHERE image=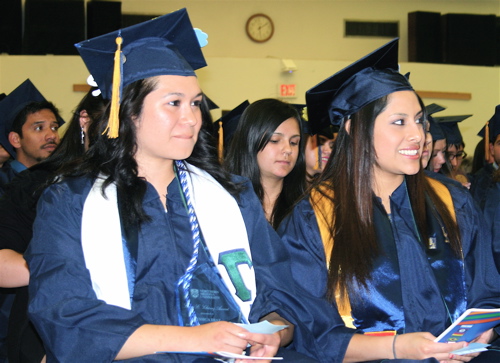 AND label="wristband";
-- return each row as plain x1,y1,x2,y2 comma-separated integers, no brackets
392,334,398,359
